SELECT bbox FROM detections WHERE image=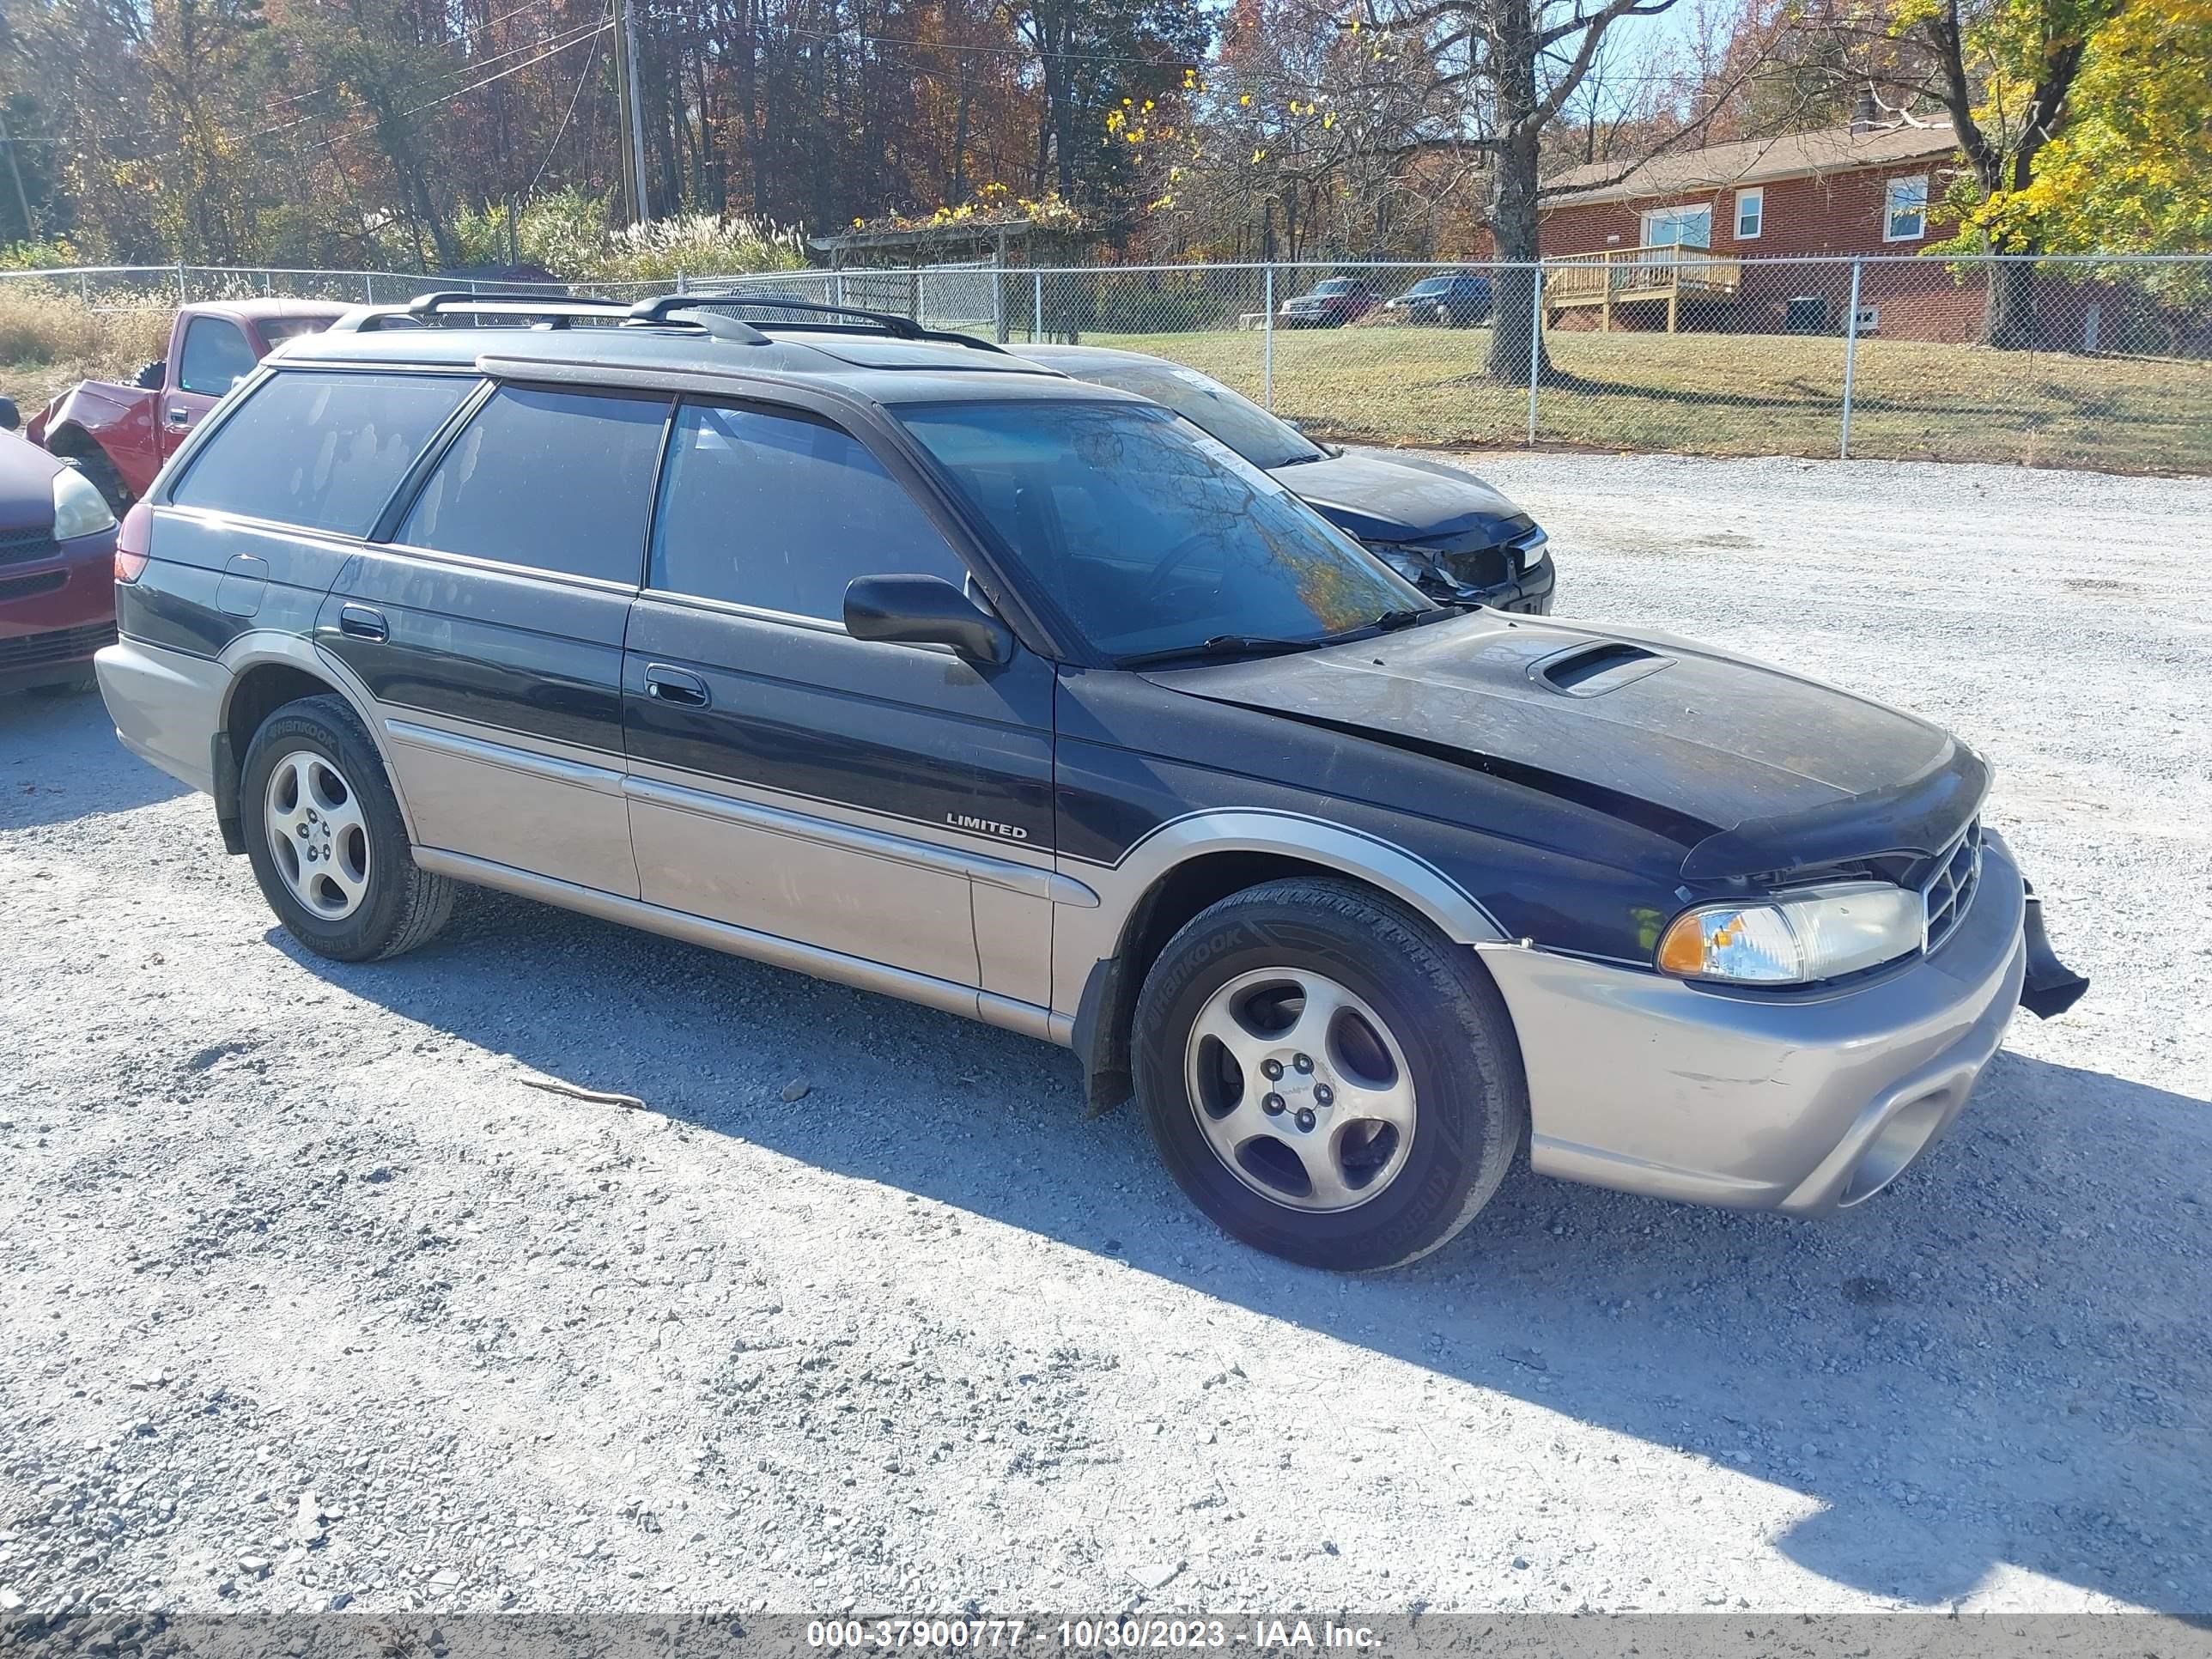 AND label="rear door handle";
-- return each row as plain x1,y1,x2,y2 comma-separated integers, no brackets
337,605,388,642
643,665,709,708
